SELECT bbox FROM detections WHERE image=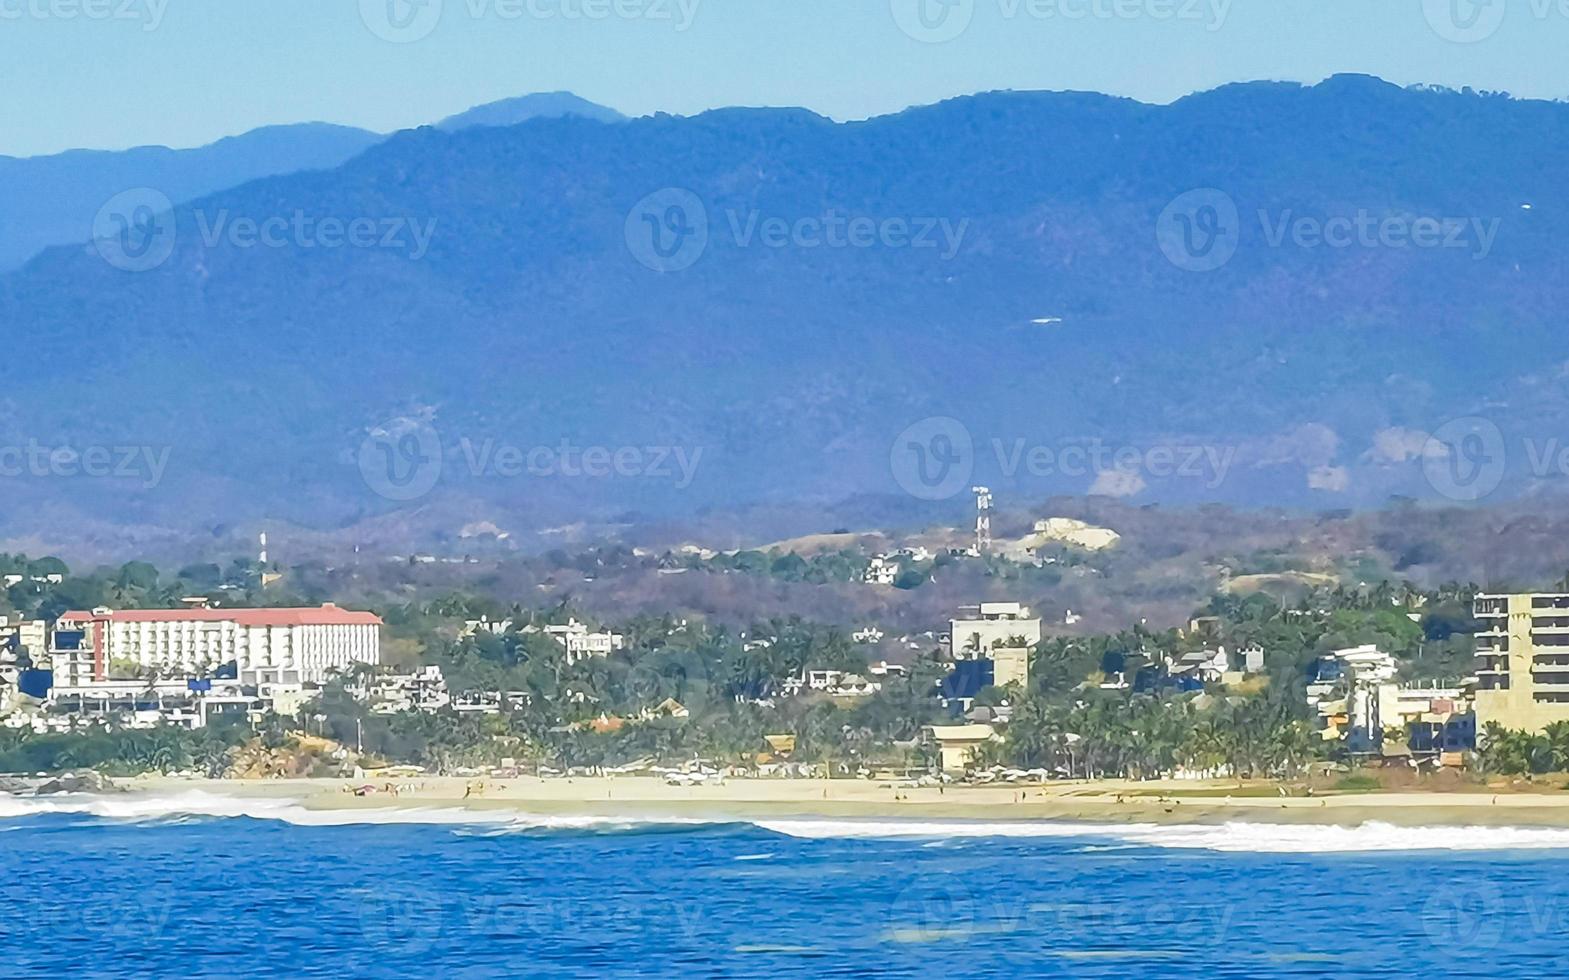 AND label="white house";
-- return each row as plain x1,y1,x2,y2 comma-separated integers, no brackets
530,619,625,663
863,557,900,586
